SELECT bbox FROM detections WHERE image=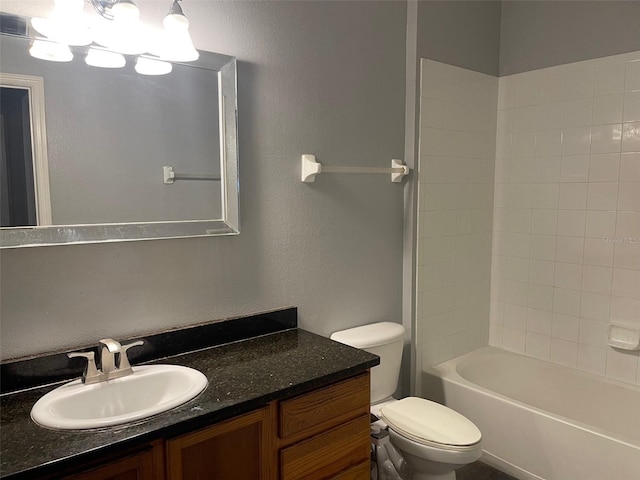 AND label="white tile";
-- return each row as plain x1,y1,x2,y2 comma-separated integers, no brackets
498,77,516,110
590,124,622,154
510,157,535,183
422,98,444,128
554,262,583,289
585,210,617,238
533,184,559,209
489,323,504,346
550,338,578,367
422,128,459,157
552,312,580,341
565,65,595,99
624,91,640,122
620,152,640,181
530,234,557,261
553,288,582,316
529,259,555,286
502,326,526,353
625,60,640,93
421,341,440,369
610,296,640,324
606,349,638,383
526,332,551,360
556,209,586,237
622,121,640,152
580,291,611,321
577,345,606,375
512,106,538,133
534,156,562,183
512,133,537,158
592,95,624,125
589,153,620,182
583,237,615,266
508,183,533,208
562,127,592,155
528,284,554,311
496,109,512,135
527,308,553,335
614,241,640,271
560,155,589,182
618,182,640,211
531,209,558,235
507,256,530,282
506,233,531,258
594,60,625,96
587,182,620,210
579,318,608,347
514,73,541,107
612,268,640,299
558,183,588,209
535,130,563,157
564,98,593,127
555,236,584,264
615,212,640,237
537,102,565,130
538,73,566,103
582,265,613,295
